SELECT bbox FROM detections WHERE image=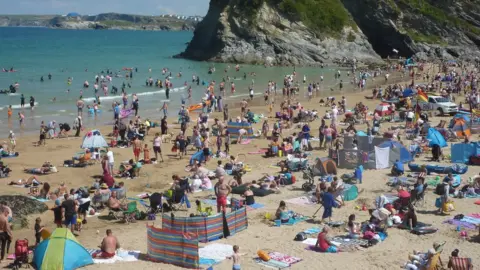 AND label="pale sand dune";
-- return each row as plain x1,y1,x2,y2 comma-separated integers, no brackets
1,63,479,270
